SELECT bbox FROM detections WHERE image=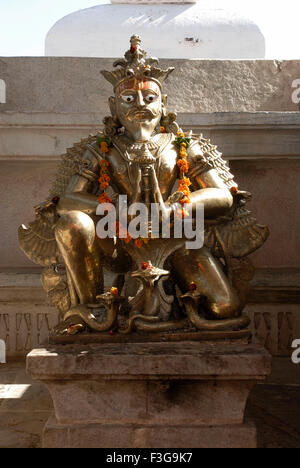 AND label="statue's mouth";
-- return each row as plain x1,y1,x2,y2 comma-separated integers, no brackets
126,109,157,122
